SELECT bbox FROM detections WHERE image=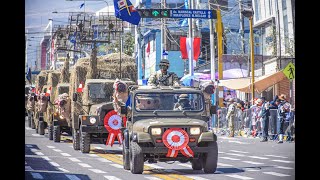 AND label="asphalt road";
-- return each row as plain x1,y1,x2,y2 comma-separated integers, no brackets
25,118,295,180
